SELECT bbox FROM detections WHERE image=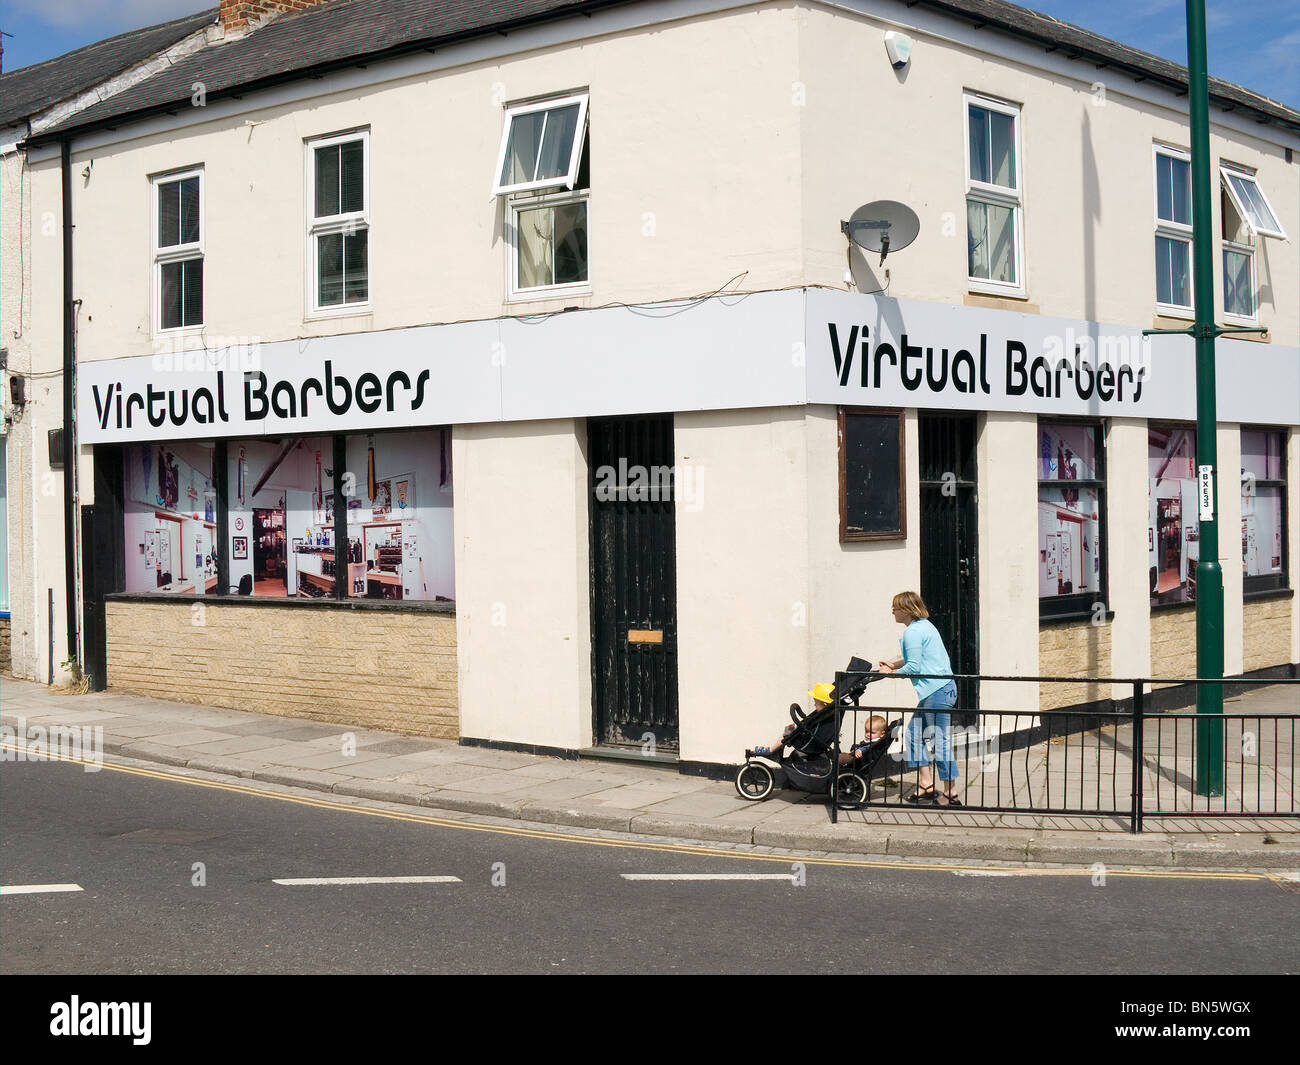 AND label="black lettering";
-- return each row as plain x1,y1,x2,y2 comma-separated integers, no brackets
412,369,431,410
325,360,351,415
1133,364,1146,402
873,342,897,388
146,384,167,428
217,372,229,421
1074,356,1094,400
829,324,858,387
1030,356,1052,398
385,371,411,412
192,388,214,424
356,373,382,414
126,393,144,428
979,334,991,393
93,384,113,430
952,349,976,393
900,334,923,391
271,380,297,419
244,371,269,420
925,347,949,392
1054,354,1073,398
1096,363,1115,401
1117,364,1134,402
167,389,189,426
1005,340,1028,396
300,377,323,418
